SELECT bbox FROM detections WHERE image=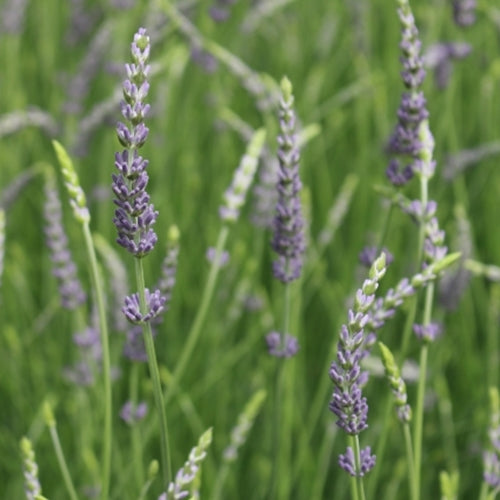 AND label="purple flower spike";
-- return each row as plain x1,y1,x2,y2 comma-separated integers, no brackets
339,446,376,477
112,28,158,258
266,331,299,358
44,175,86,310
123,288,166,324
271,77,305,283
386,0,429,186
